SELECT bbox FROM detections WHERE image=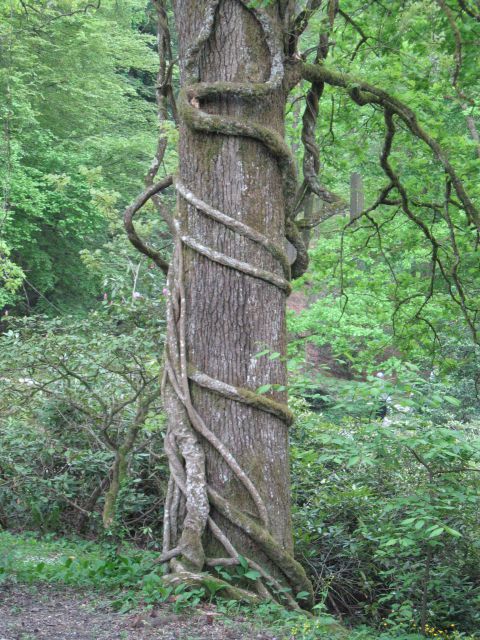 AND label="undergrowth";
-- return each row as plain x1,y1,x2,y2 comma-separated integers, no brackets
0,531,476,640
